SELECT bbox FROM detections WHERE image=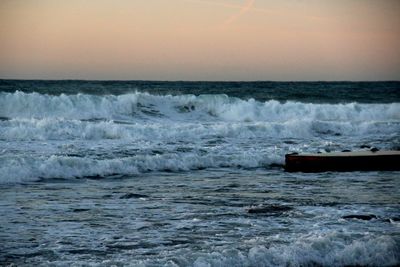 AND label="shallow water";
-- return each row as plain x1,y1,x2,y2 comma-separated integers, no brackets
0,80,399,266
1,170,399,266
